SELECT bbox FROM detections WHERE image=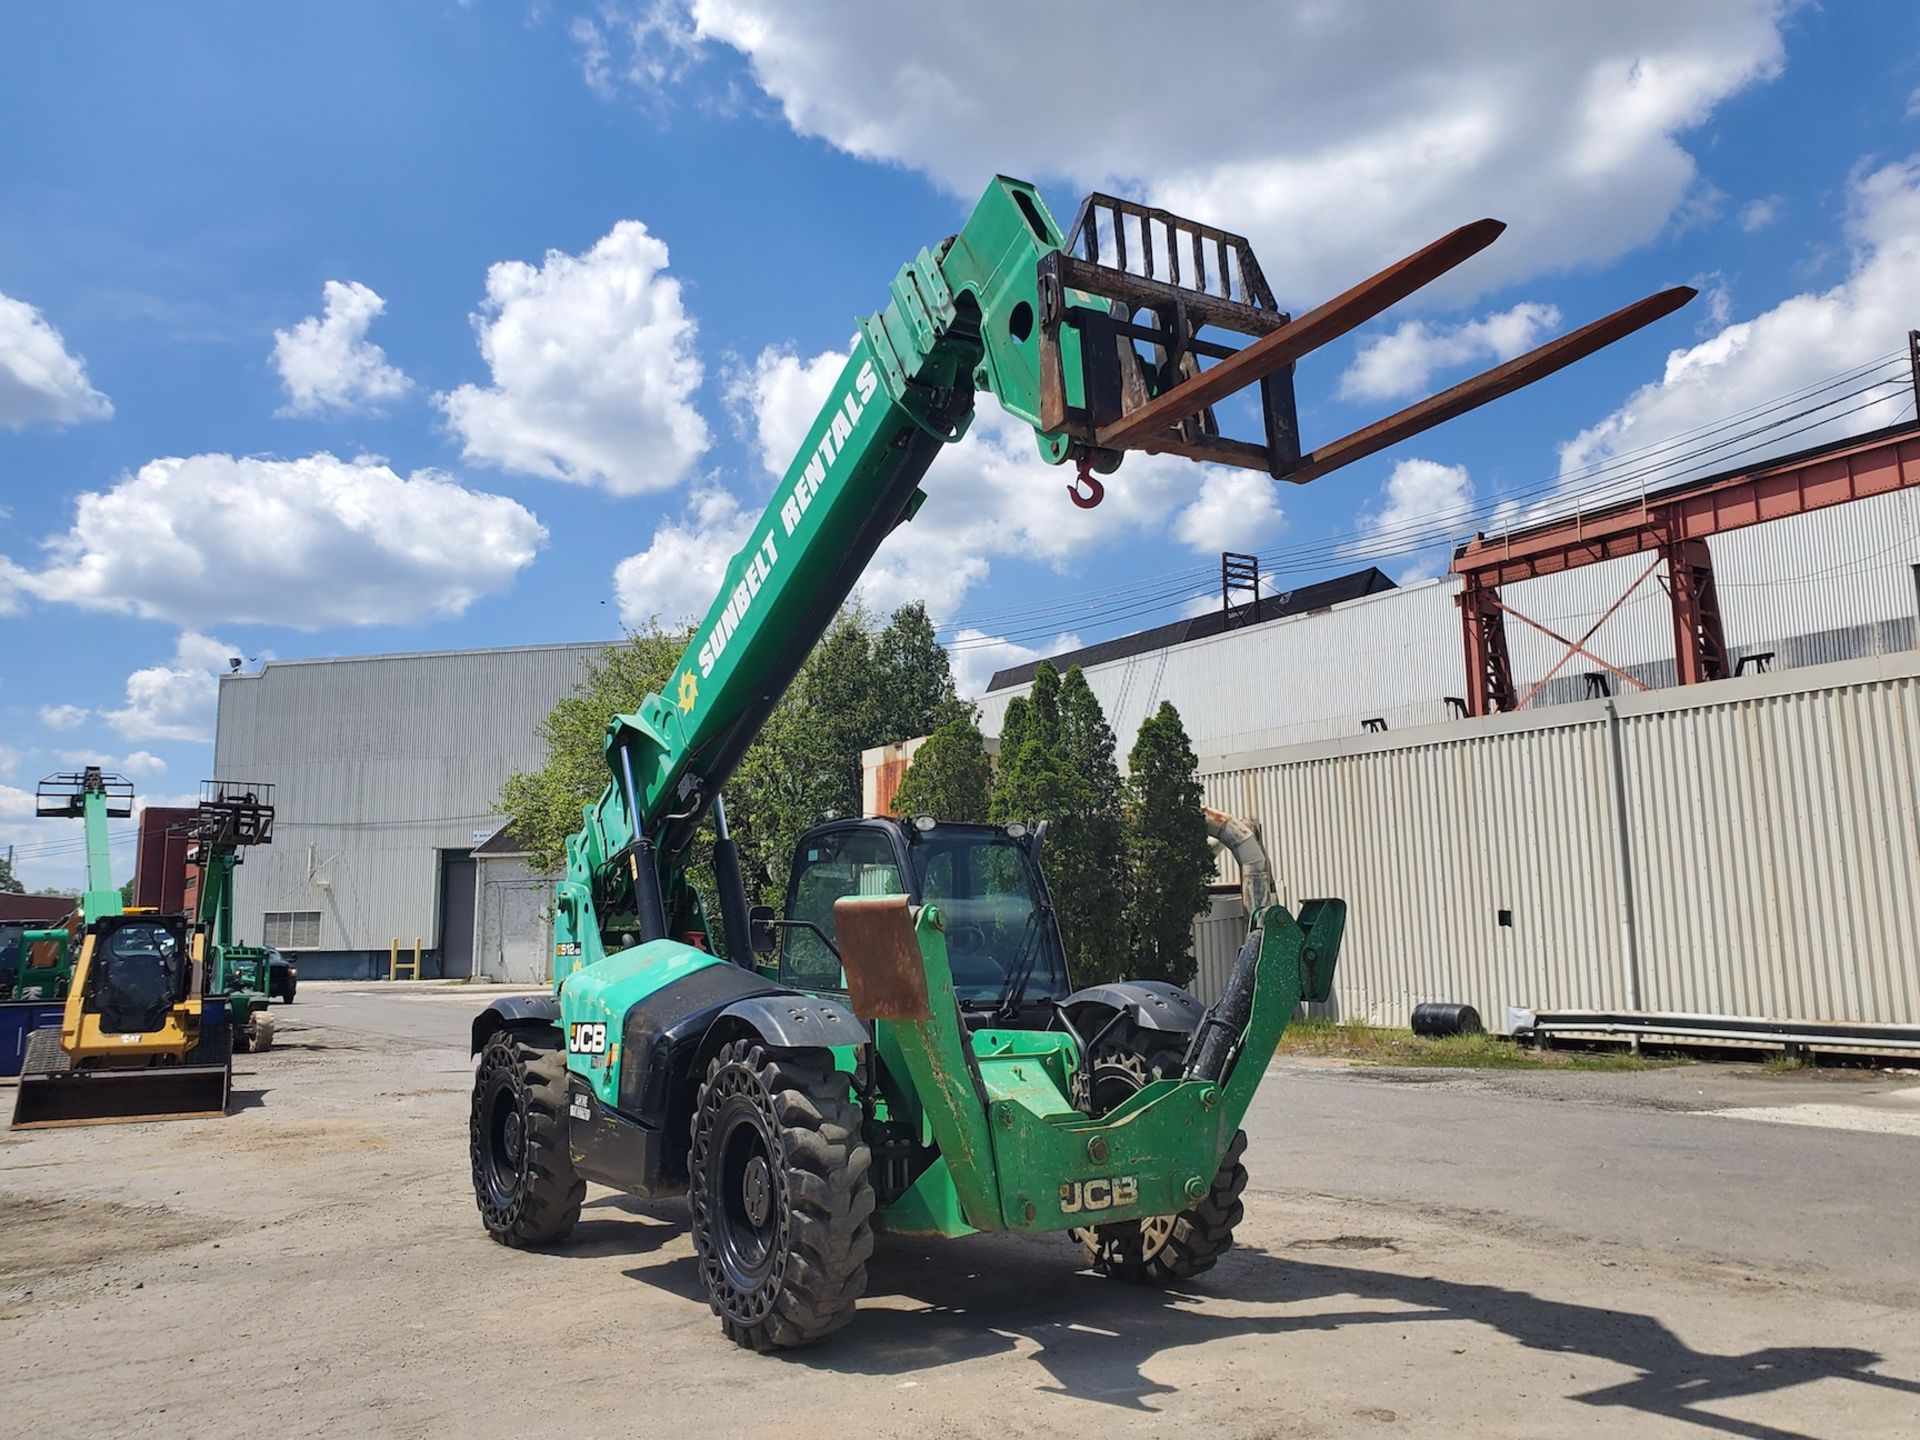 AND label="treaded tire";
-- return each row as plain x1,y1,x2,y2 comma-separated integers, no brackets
689,1040,874,1352
471,1029,583,1247
1072,1044,1249,1285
